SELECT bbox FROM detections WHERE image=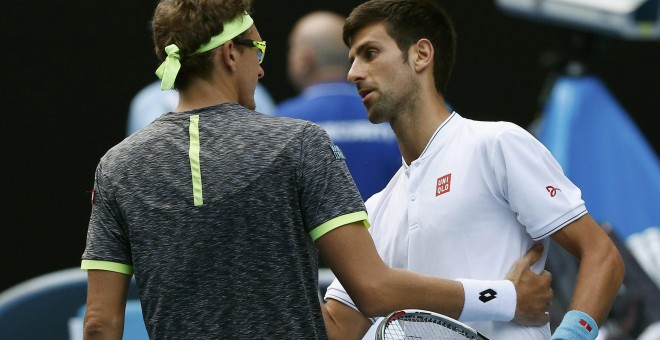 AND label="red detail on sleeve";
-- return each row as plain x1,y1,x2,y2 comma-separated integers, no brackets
546,186,561,197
